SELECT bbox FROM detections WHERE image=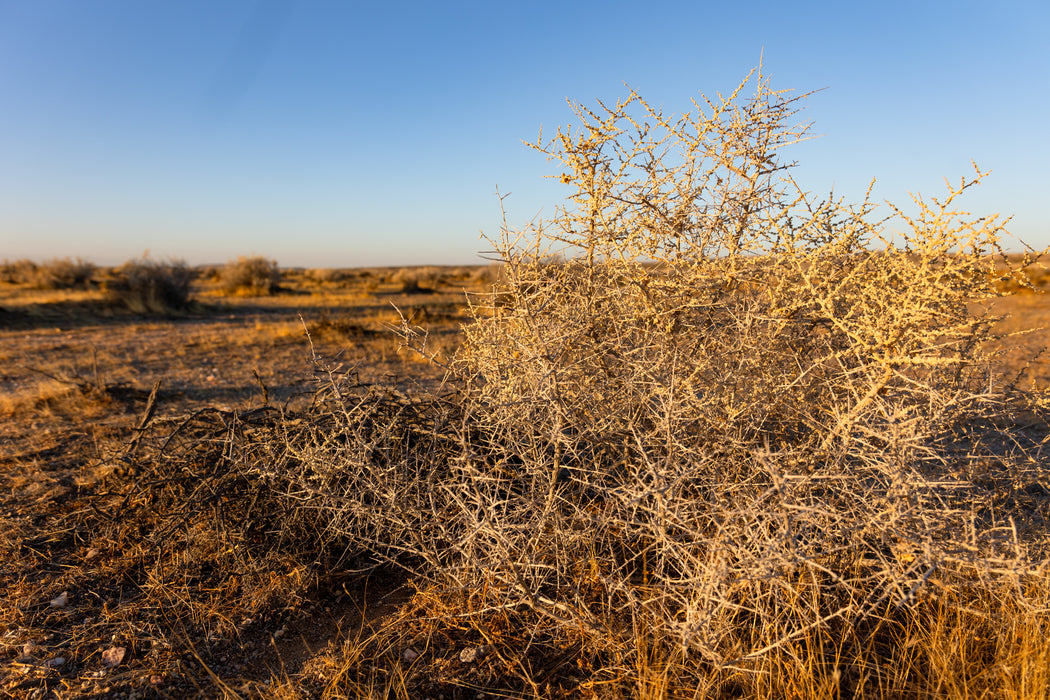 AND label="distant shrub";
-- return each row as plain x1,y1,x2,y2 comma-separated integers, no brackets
307,268,354,285
0,259,38,285
194,264,223,283
35,257,97,289
219,256,281,295
0,257,95,288
392,266,437,294
106,258,193,313
470,263,503,285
